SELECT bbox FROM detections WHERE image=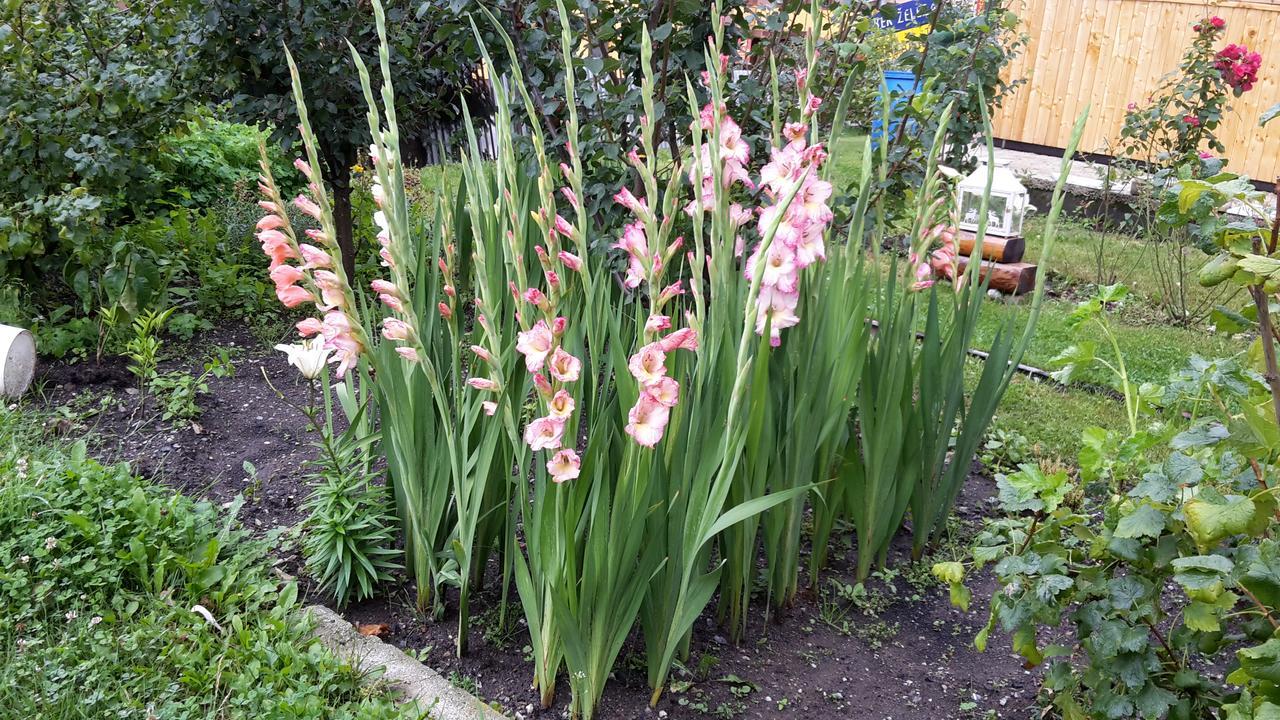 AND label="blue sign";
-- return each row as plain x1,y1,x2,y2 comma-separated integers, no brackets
870,0,937,34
